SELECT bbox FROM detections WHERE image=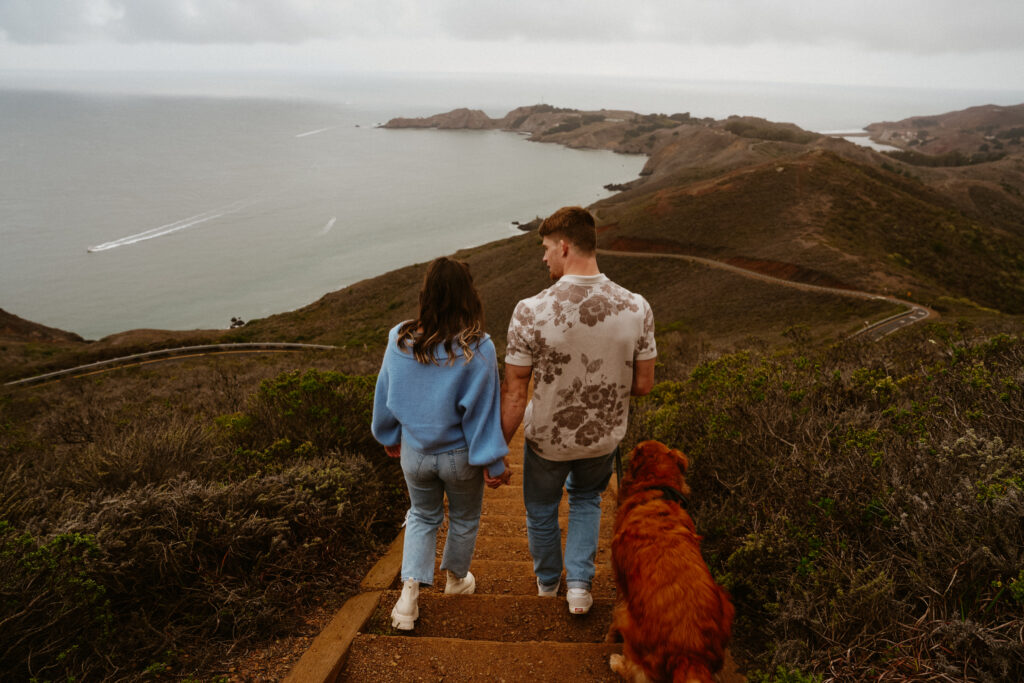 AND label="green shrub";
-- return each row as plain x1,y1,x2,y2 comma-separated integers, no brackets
0,523,112,679
0,366,405,678
219,369,377,461
626,328,1024,679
